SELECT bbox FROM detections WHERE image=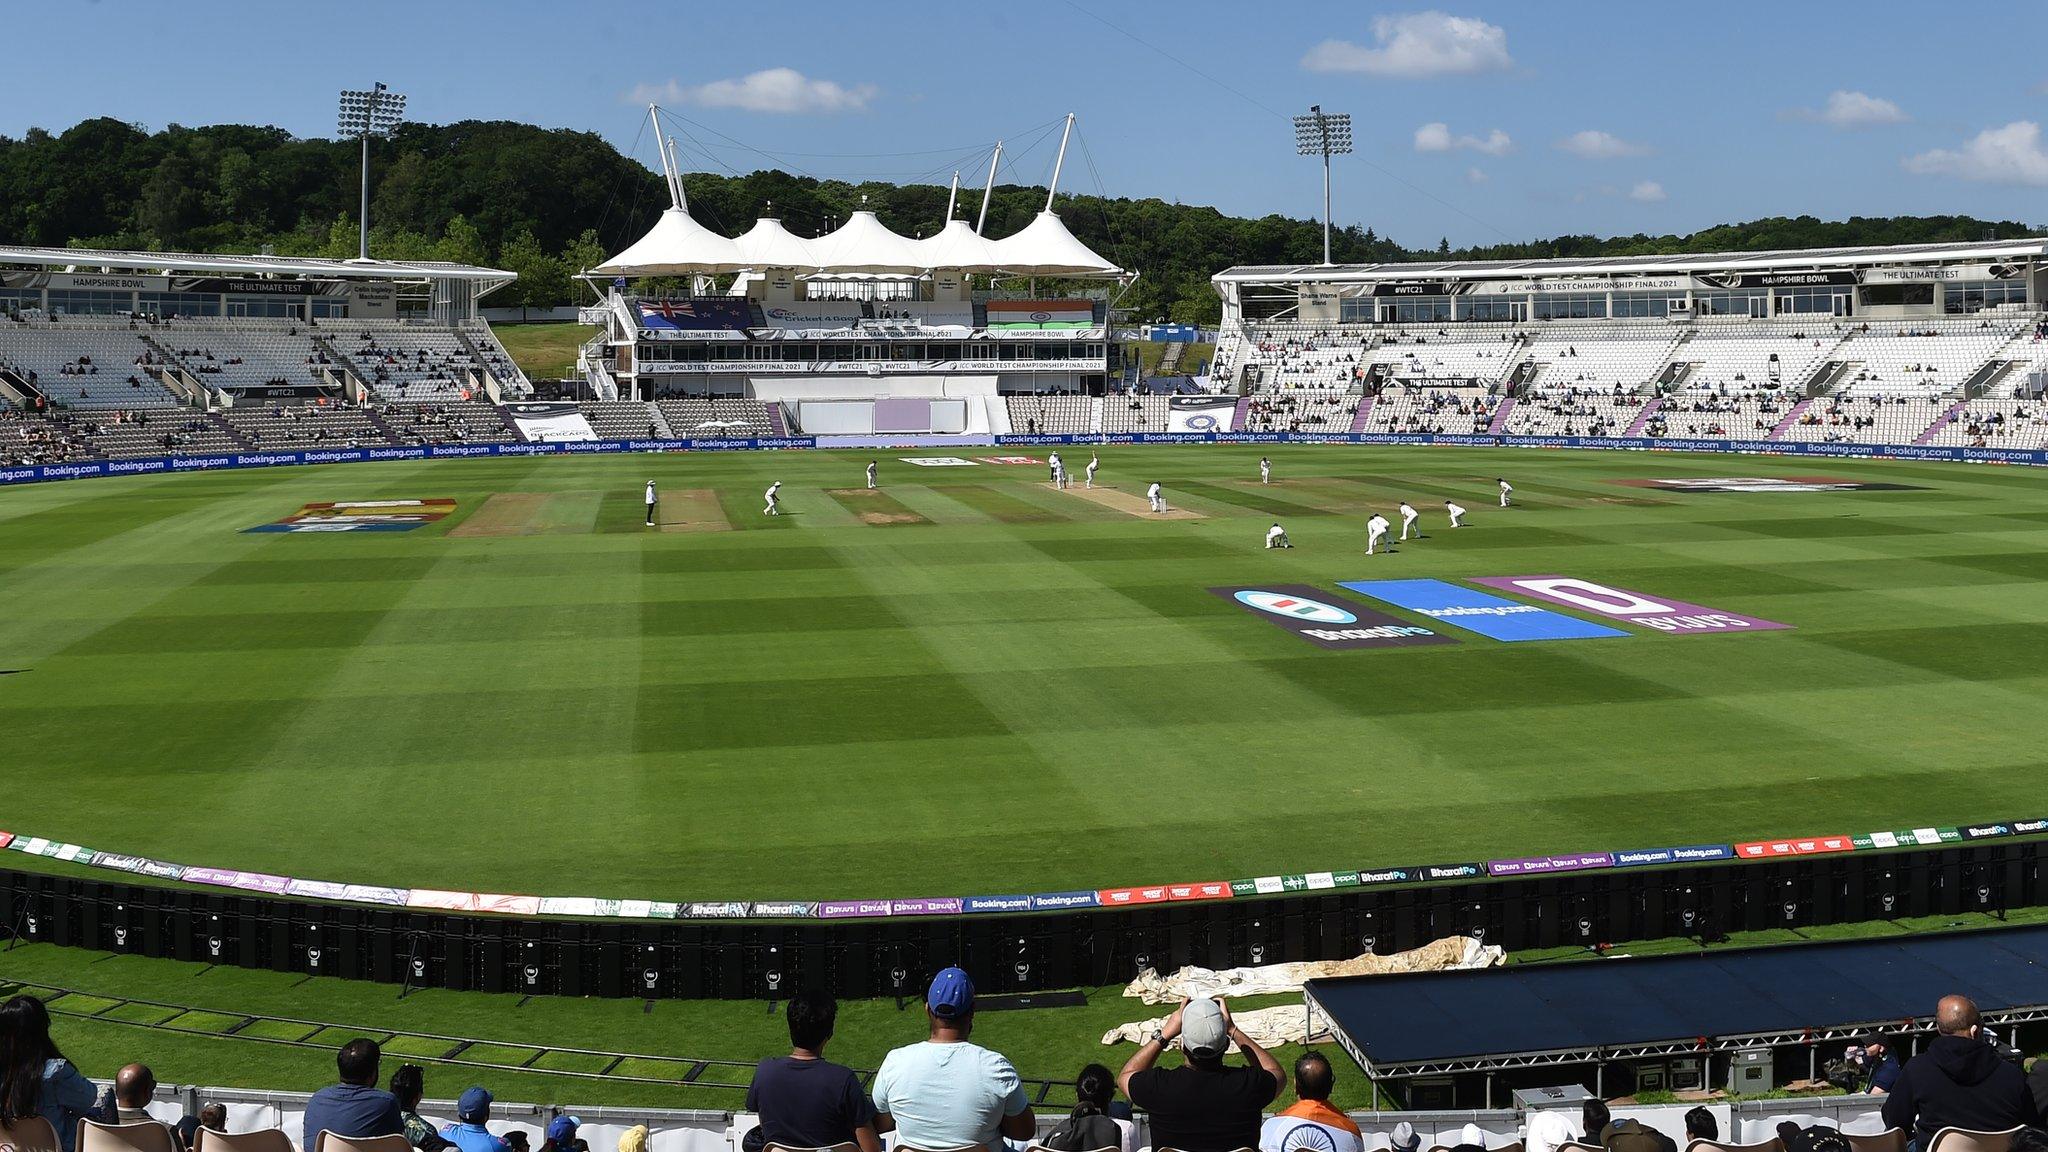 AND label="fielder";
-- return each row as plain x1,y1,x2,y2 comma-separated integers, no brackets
1498,477,1514,507
1259,456,1271,485
763,480,782,516
1147,481,1165,513
1445,500,1466,527
1366,512,1392,555
1399,501,1420,541
866,460,878,489
1265,522,1292,549
1085,452,1099,489
644,479,658,527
